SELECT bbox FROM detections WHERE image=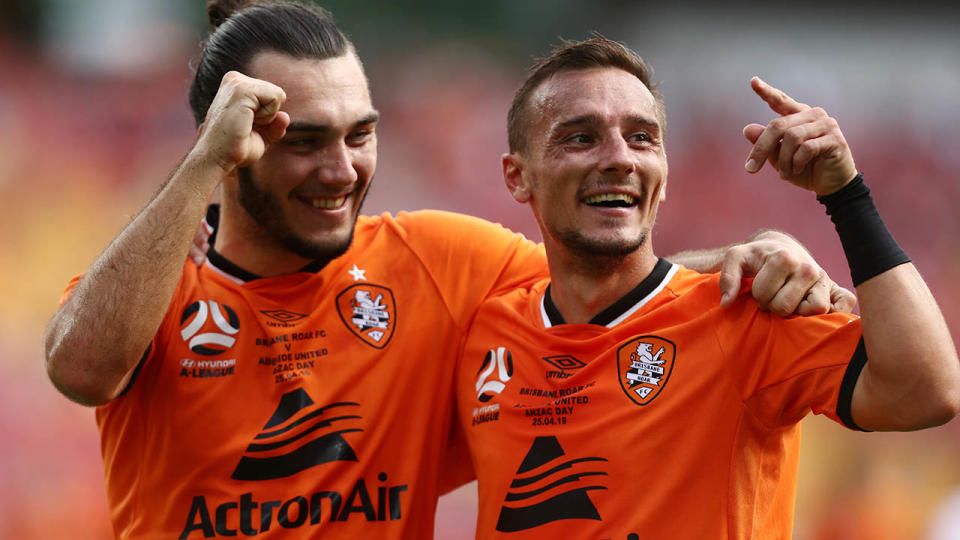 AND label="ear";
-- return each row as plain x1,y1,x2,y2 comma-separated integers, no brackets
658,157,669,202
502,153,532,203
